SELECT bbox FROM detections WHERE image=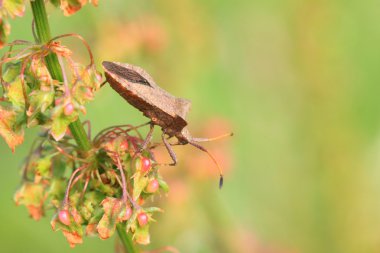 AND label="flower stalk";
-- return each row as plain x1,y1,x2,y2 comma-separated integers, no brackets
117,224,139,253
30,0,91,152
29,0,139,251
